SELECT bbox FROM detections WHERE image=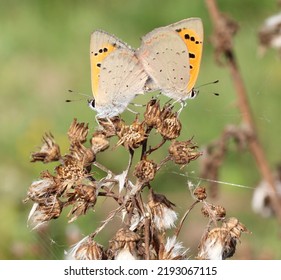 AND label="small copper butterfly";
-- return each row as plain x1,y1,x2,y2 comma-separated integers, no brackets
136,18,203,102
89,30,149,118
